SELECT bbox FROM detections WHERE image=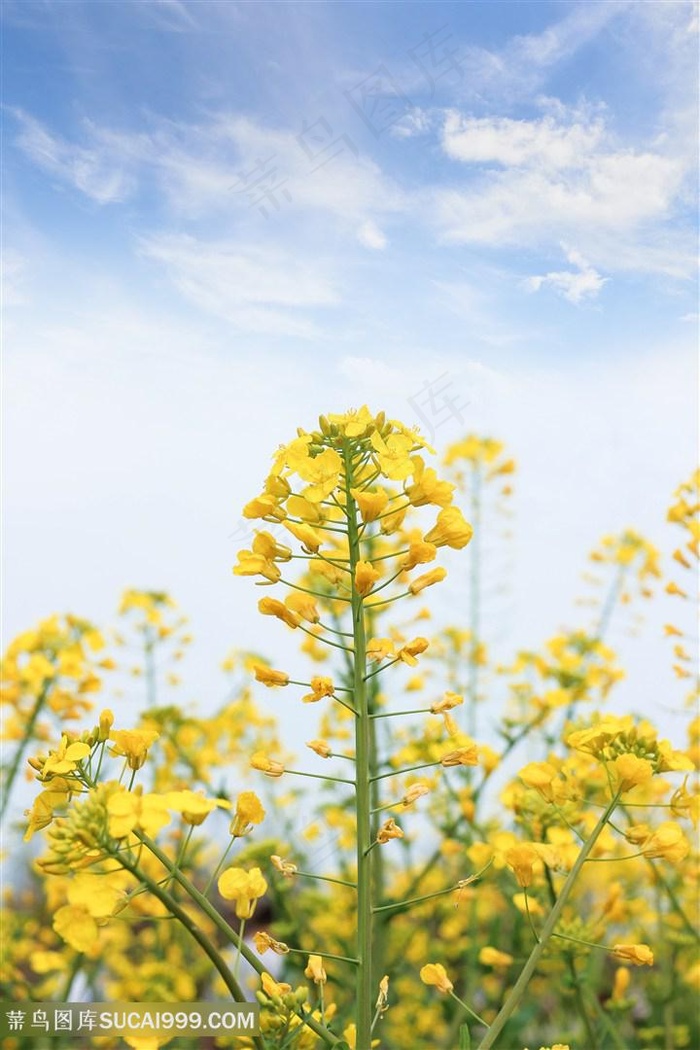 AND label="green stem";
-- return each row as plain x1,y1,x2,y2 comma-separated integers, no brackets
544,866,597,1049
203,835,236,896
59,952,84,1001
366,589,411,609
472,711,548,805
163,824,193,889
651,865,700,943
296,870,357,889
286,948,359,965
285,768,354,785
116,846,265,1050
371,760,441,782
297,621,355,654
1,684,49,823
281,578,352,603
522,889,540,944
137,833,341,1046
374,884,464,914
363,657,401,681
567,955,599,1050
345,443,374,1050
367,662,386,994
449,989,487,1028
586,984,629,1050
234,918,246,981
476,790,622,1049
